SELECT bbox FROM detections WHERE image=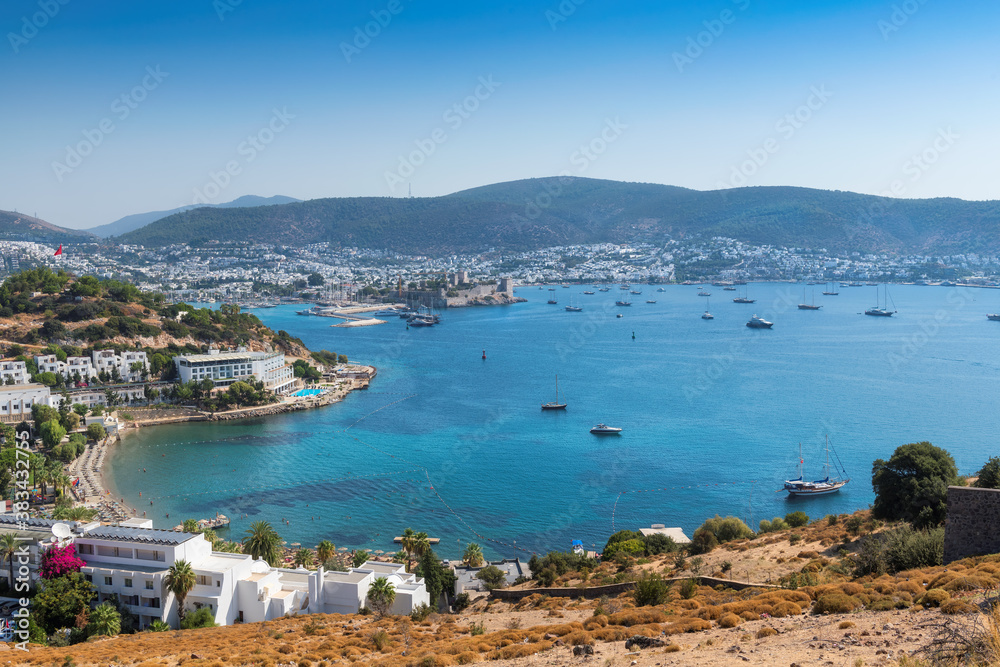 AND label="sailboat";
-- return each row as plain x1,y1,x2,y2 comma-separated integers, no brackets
864,284,897,317
541,376,567,410
822,281,839,296
784,438,850,496
701,296,714,320
732,285,755,304
797,286,822,310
